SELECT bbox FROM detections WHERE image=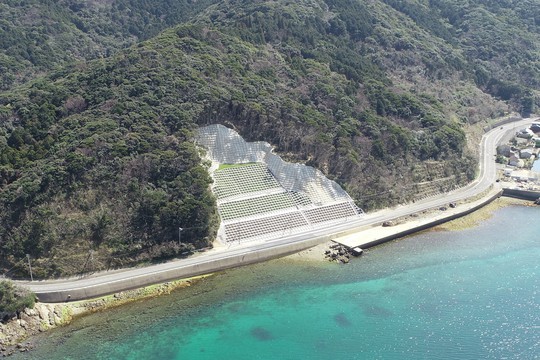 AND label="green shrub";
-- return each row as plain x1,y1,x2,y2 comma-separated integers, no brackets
0,280,36,321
